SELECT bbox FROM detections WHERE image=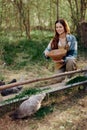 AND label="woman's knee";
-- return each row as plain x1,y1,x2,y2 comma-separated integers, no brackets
66,59,77,71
